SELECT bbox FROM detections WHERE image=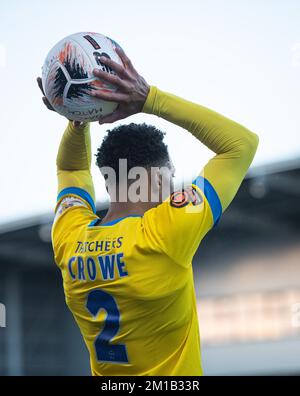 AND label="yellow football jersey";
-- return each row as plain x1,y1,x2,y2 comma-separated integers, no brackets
52,178,221,376
51,84,258,376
